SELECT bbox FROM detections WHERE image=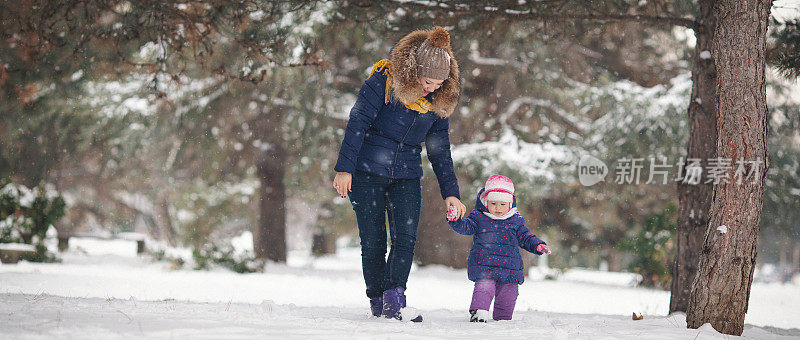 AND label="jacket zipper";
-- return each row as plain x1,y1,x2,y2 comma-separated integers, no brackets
392,110,418,177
